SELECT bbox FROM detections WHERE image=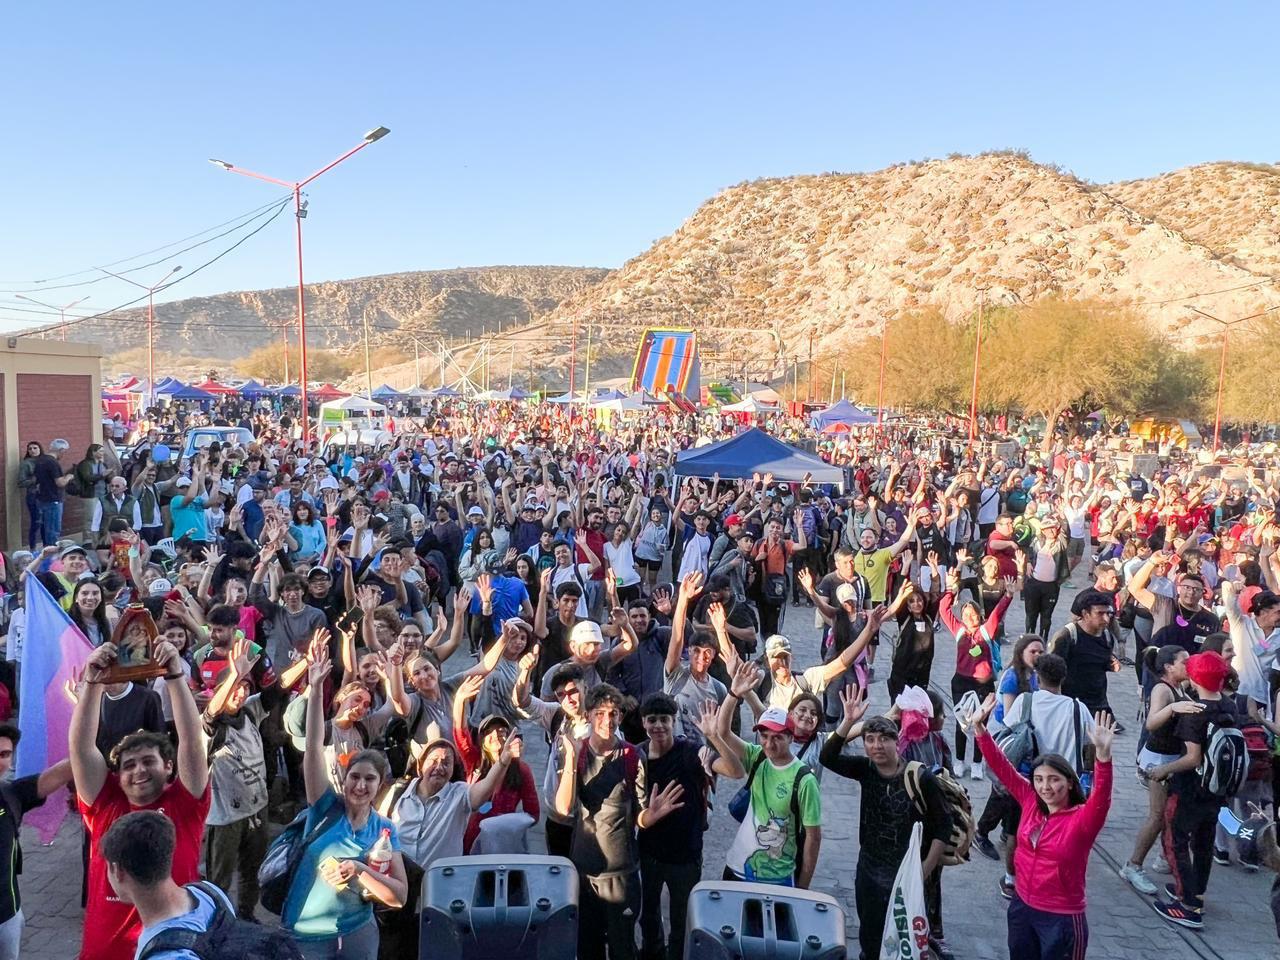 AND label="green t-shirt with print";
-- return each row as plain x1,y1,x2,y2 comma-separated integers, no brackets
725,743,822,884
